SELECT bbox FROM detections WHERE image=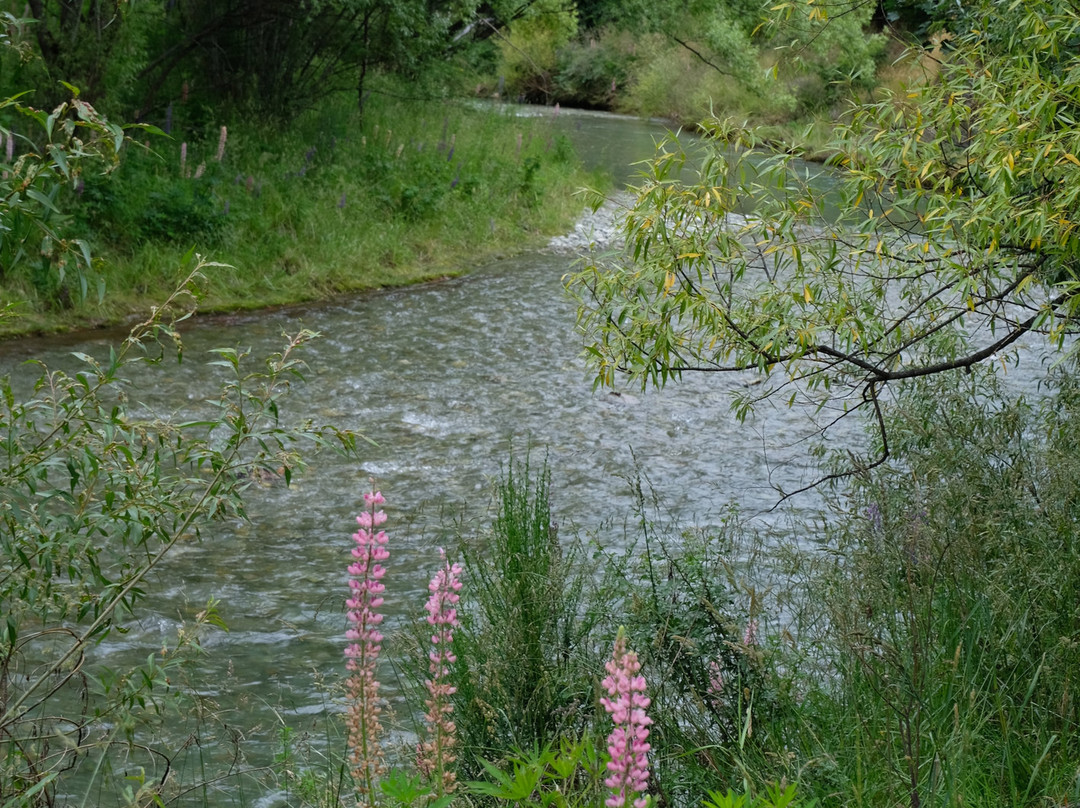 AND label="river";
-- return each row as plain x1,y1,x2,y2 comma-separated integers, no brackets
0,108,865,805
